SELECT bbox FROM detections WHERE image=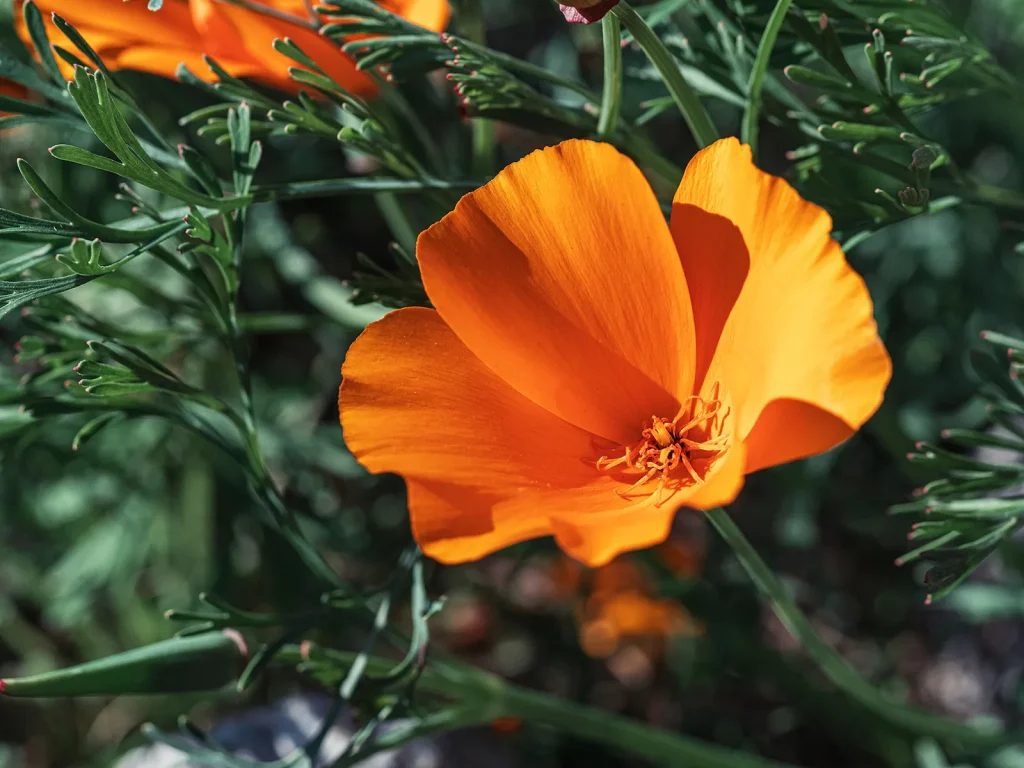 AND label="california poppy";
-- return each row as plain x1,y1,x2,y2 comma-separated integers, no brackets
559,1,619,23
339,137,891,567
15,0,450,96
